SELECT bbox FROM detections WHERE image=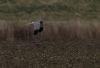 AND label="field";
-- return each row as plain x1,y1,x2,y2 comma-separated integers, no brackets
0,0,100,68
